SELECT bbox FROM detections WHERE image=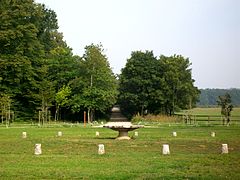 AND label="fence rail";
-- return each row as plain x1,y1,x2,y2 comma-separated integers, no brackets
175,114,240,125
